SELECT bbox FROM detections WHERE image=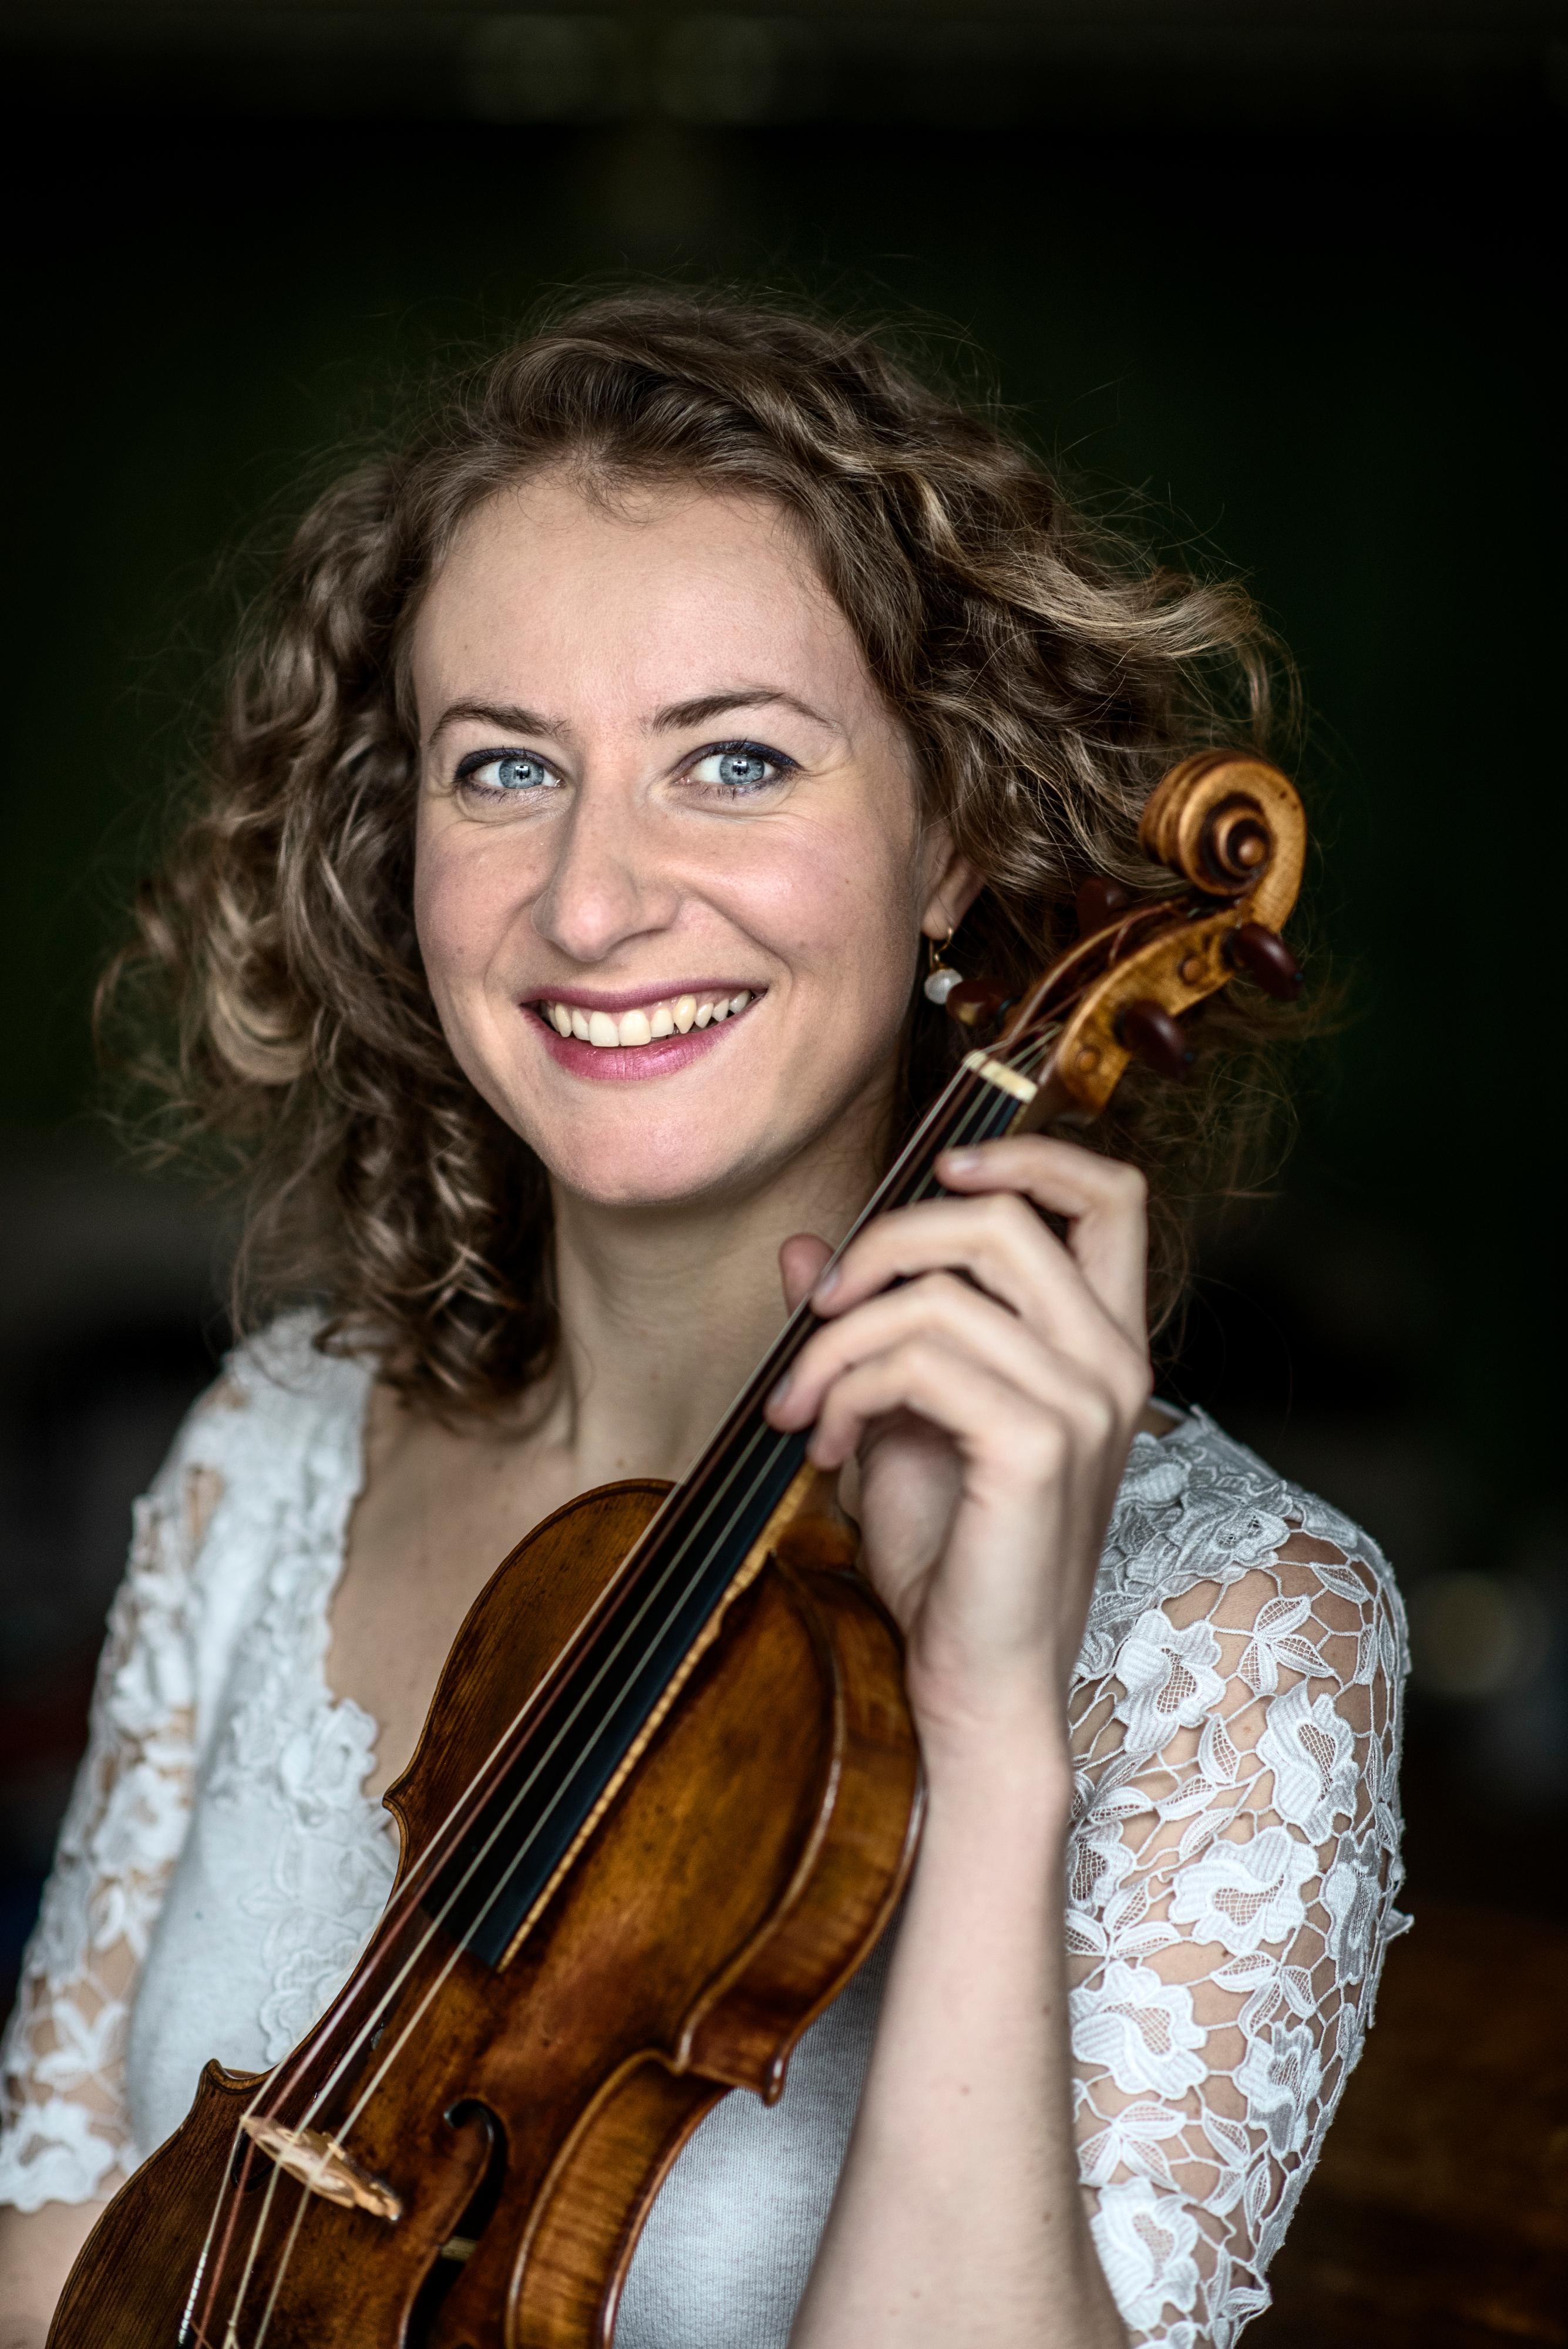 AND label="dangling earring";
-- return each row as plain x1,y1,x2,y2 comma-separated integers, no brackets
923,924,964,1005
